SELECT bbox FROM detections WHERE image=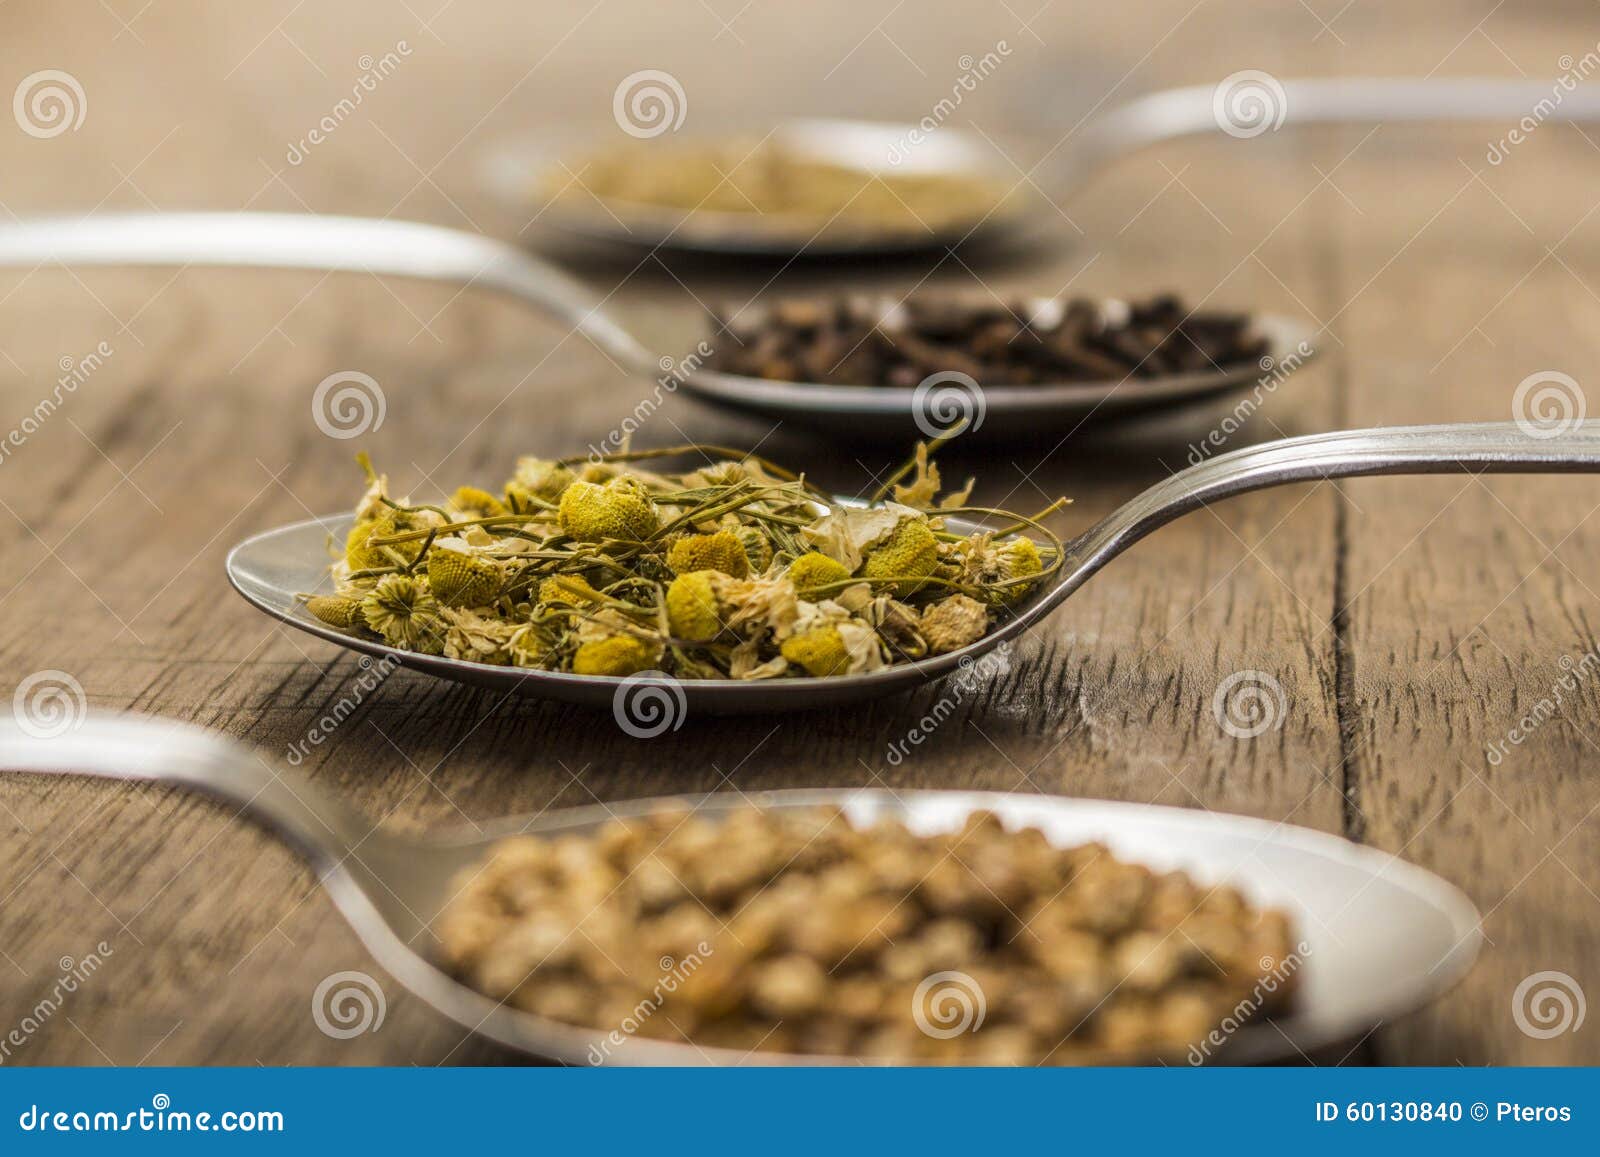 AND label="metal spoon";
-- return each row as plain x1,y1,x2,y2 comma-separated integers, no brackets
0,712,1482,1065
0,210,1311,438
482,77,1600,257
226,421,1600,714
